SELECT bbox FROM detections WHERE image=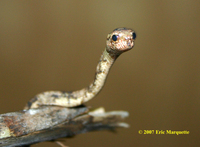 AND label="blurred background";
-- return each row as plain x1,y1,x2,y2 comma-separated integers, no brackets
0,0,199,147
